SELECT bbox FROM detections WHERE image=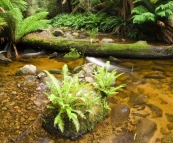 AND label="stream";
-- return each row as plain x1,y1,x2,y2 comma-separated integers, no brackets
0,52,173,143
